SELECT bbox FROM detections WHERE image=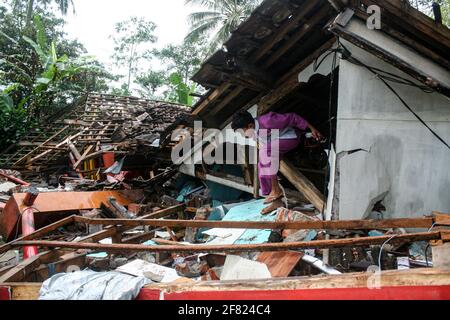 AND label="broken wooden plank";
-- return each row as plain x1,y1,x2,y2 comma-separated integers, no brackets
13,126,70,166
192,83,232,115
0,215,76,255
280,160,325,212
257,251,304,277
73,216,435,231
258,38,336,115
0,205,184,283
73,145,95,169
0,251,60,283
